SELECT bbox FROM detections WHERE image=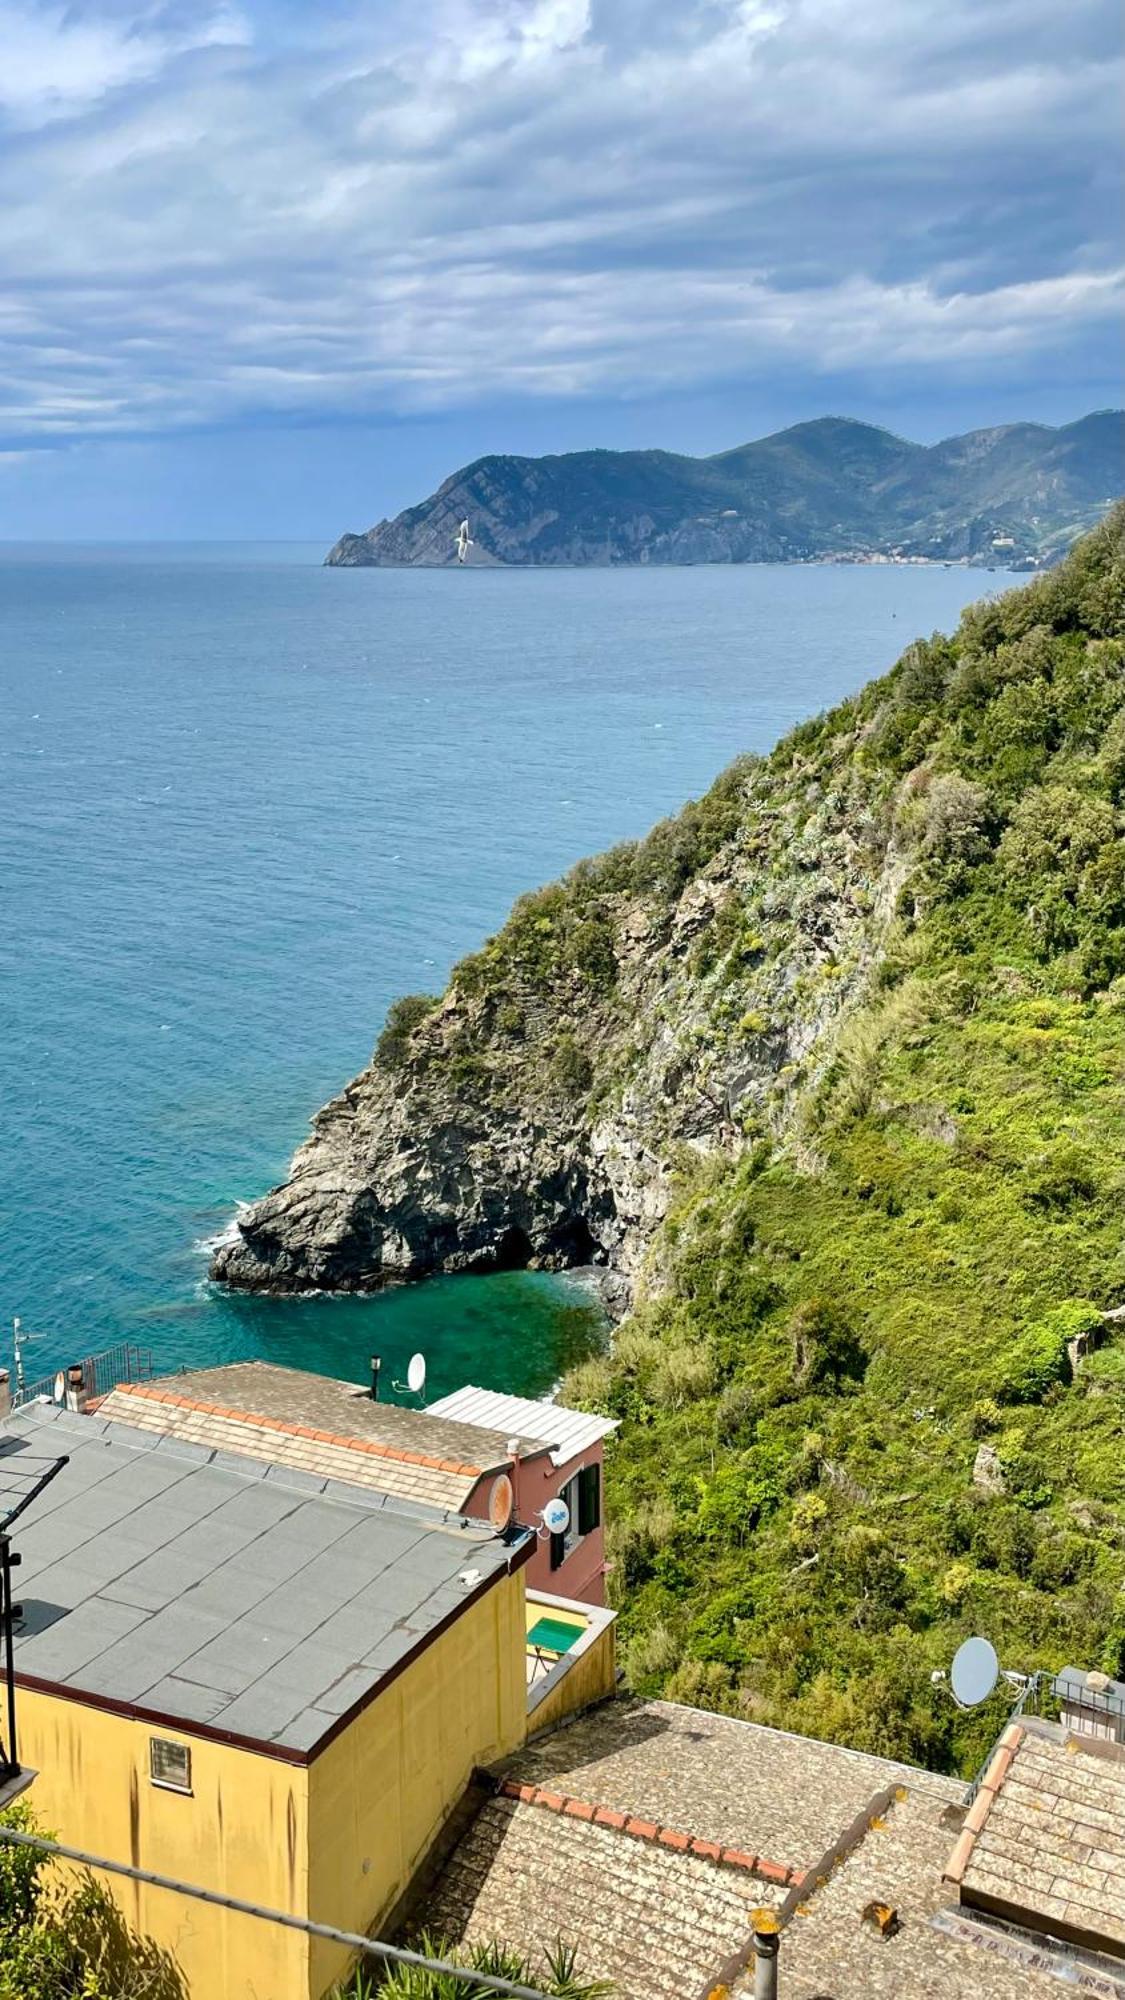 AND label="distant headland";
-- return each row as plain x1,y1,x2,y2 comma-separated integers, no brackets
325,410,1122,571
